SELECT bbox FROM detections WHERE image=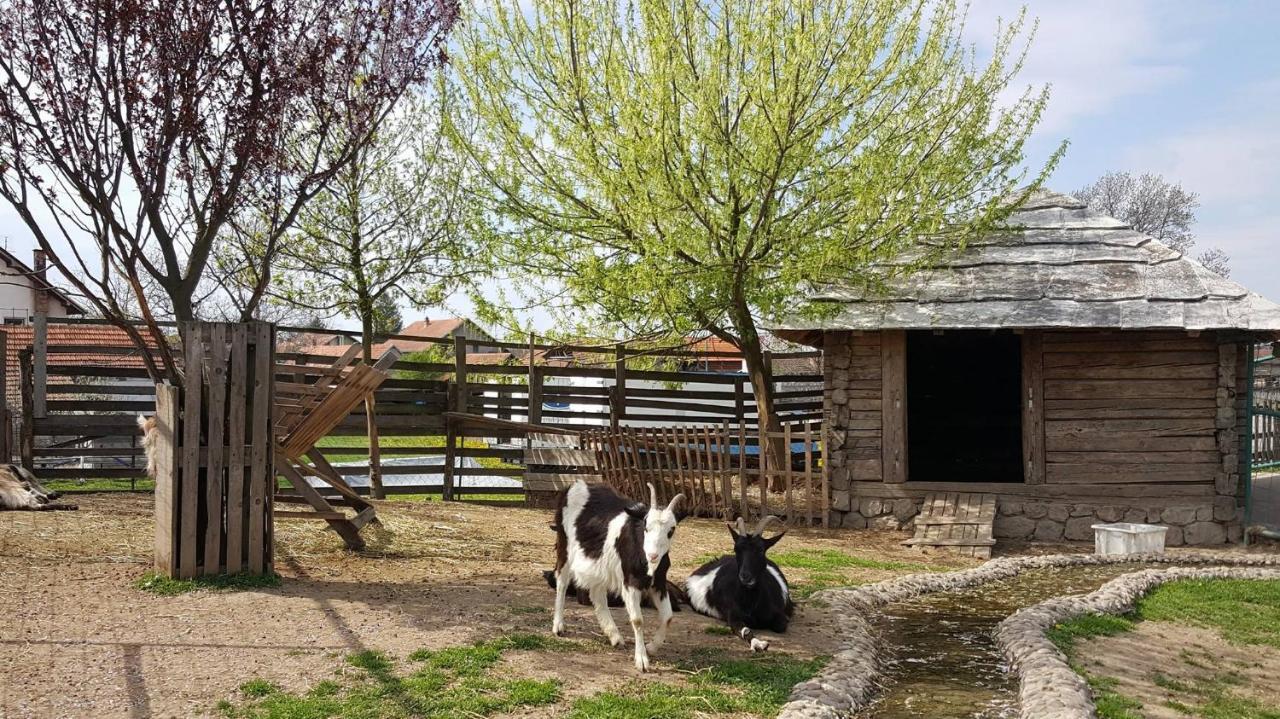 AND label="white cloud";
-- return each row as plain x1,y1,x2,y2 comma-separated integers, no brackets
965,0,1203,134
